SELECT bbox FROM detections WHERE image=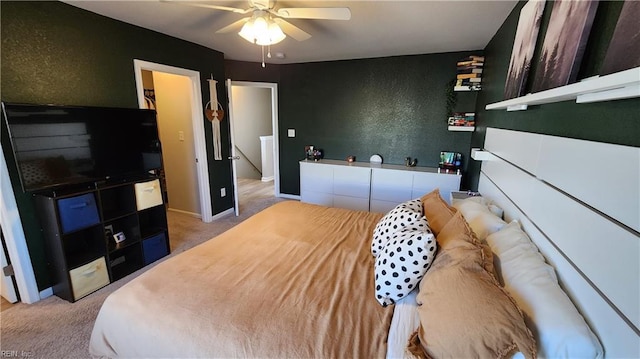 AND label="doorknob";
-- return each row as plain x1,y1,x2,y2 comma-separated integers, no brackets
228,156,240,160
